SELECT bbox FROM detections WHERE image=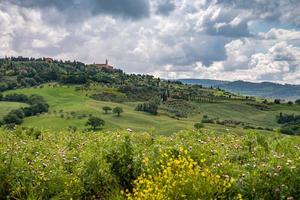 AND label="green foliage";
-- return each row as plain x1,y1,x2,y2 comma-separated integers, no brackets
162,99,199,118
194,122,204,129
277,113,300,124
1,129,300,199
246,102,271,111
102,106,112,114
3,112,23,125
274,99,281,104
280,124,300,135
91,92,127,103
85,116,105,130
105,136,138,190
135,100,159,115
113,106,123,117
1,94,49,126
